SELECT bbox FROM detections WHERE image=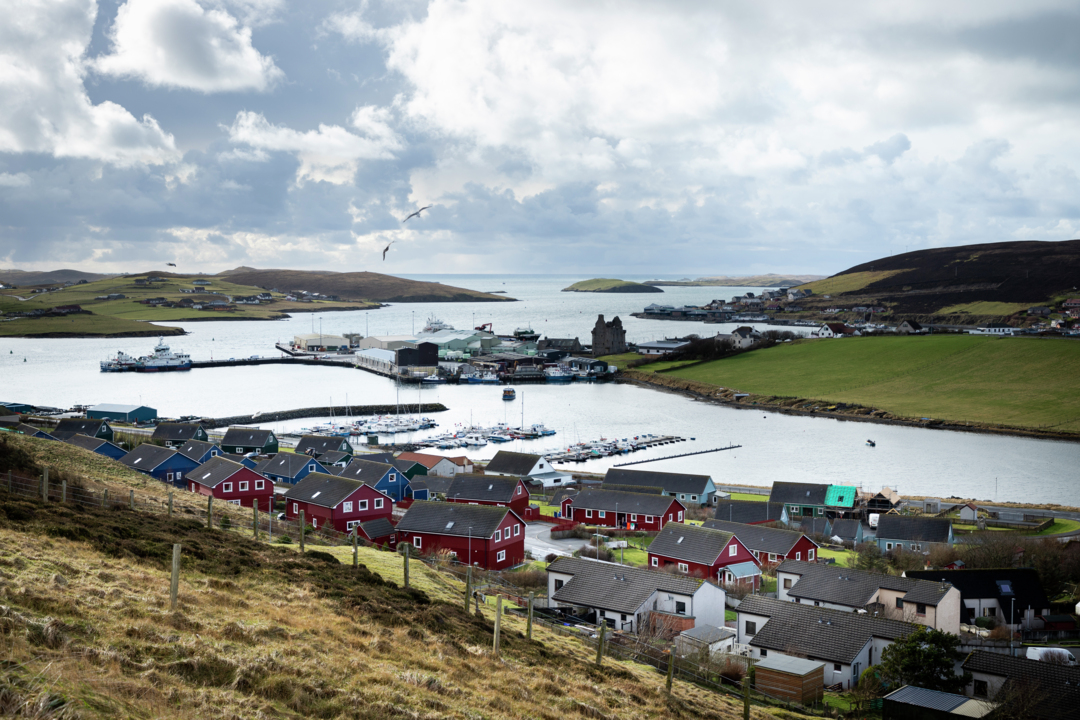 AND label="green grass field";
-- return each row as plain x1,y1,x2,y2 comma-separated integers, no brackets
798,269,907,296
817,548,855,567
0,313,179,337
666,335,1080,432
937,301,1034,316
562,278,658,292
